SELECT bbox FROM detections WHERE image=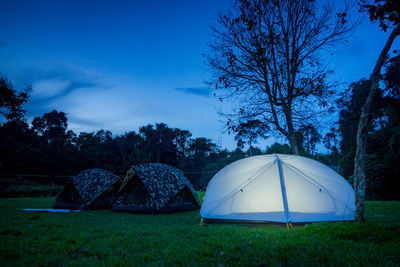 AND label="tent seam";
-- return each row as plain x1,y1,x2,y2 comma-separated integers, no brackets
208,160,276,213
282,161,355,213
